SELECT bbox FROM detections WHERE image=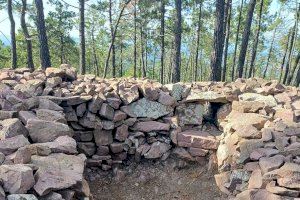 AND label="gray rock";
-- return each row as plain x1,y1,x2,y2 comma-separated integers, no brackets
39,98,63,111
94,129,113,146
18,111,37,125
176,103,204,126
40,192,64,200
7,194,38,200
0,118,28,139
32,153,86,196
186,91,227,103
144,142,171,159
0,135,30,155
239,93,277,107
121,98,173,119
36,109,67,124
26,119,73,143
0,111,17,120
0,164,35,194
